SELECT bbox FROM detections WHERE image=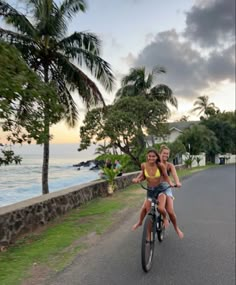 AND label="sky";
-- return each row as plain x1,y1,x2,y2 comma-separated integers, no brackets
1,0,236,144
